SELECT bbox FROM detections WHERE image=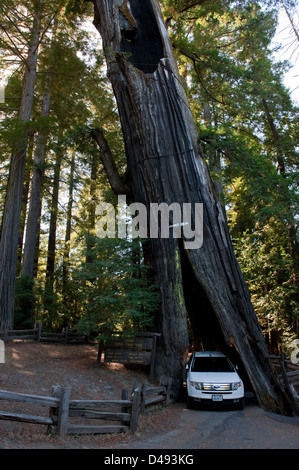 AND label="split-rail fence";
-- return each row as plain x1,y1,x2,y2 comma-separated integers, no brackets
0,322,88,344
270,354,299,412
0,381,173,437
